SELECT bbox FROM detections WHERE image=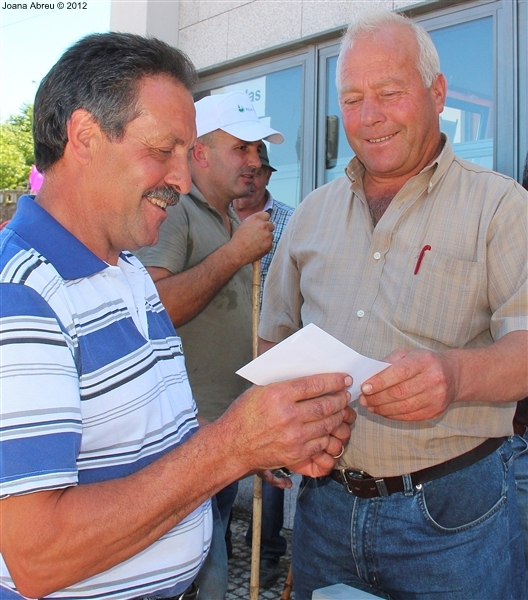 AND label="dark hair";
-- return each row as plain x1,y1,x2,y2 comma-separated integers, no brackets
523,152,528,191
33,32,197,172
